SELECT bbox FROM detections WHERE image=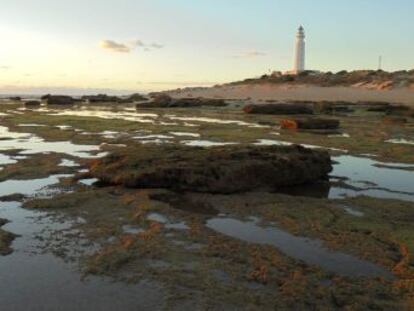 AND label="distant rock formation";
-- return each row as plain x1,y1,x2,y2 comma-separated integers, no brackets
43,95,76,105
24,100,41,107
280,118,340,130
244,103,314,115
138,94,227,108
